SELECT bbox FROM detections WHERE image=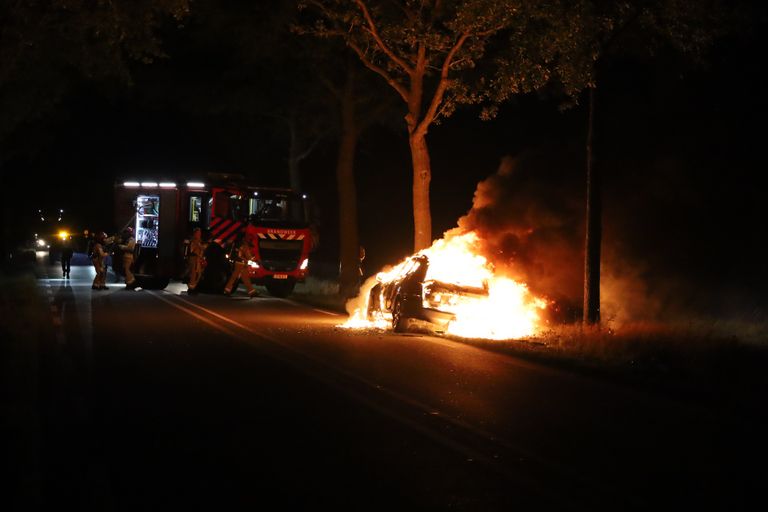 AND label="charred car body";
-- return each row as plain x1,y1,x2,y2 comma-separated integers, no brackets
366,255,489,333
